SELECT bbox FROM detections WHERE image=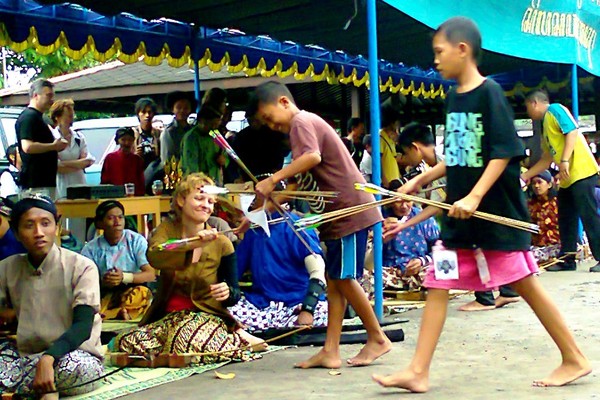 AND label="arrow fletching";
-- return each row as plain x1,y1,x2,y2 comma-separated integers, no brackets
201,185,229,195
